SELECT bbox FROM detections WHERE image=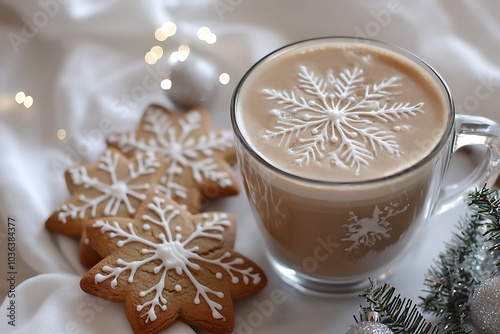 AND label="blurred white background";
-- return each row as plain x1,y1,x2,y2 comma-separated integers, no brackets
1,1,500,333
